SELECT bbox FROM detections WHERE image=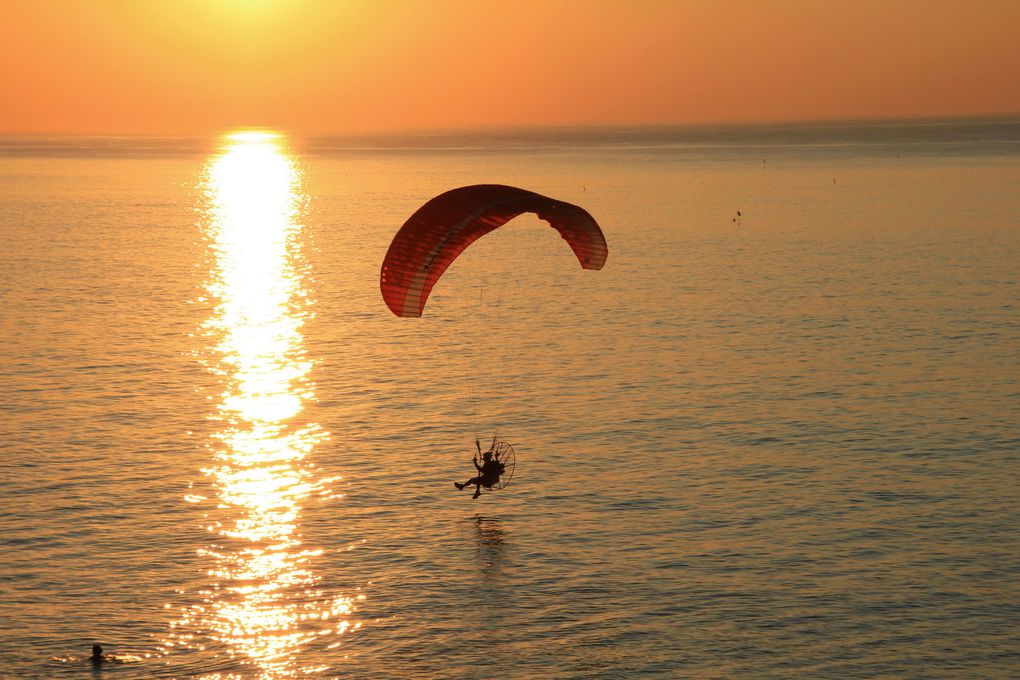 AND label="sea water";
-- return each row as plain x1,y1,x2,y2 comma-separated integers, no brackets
1,119,1019,678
